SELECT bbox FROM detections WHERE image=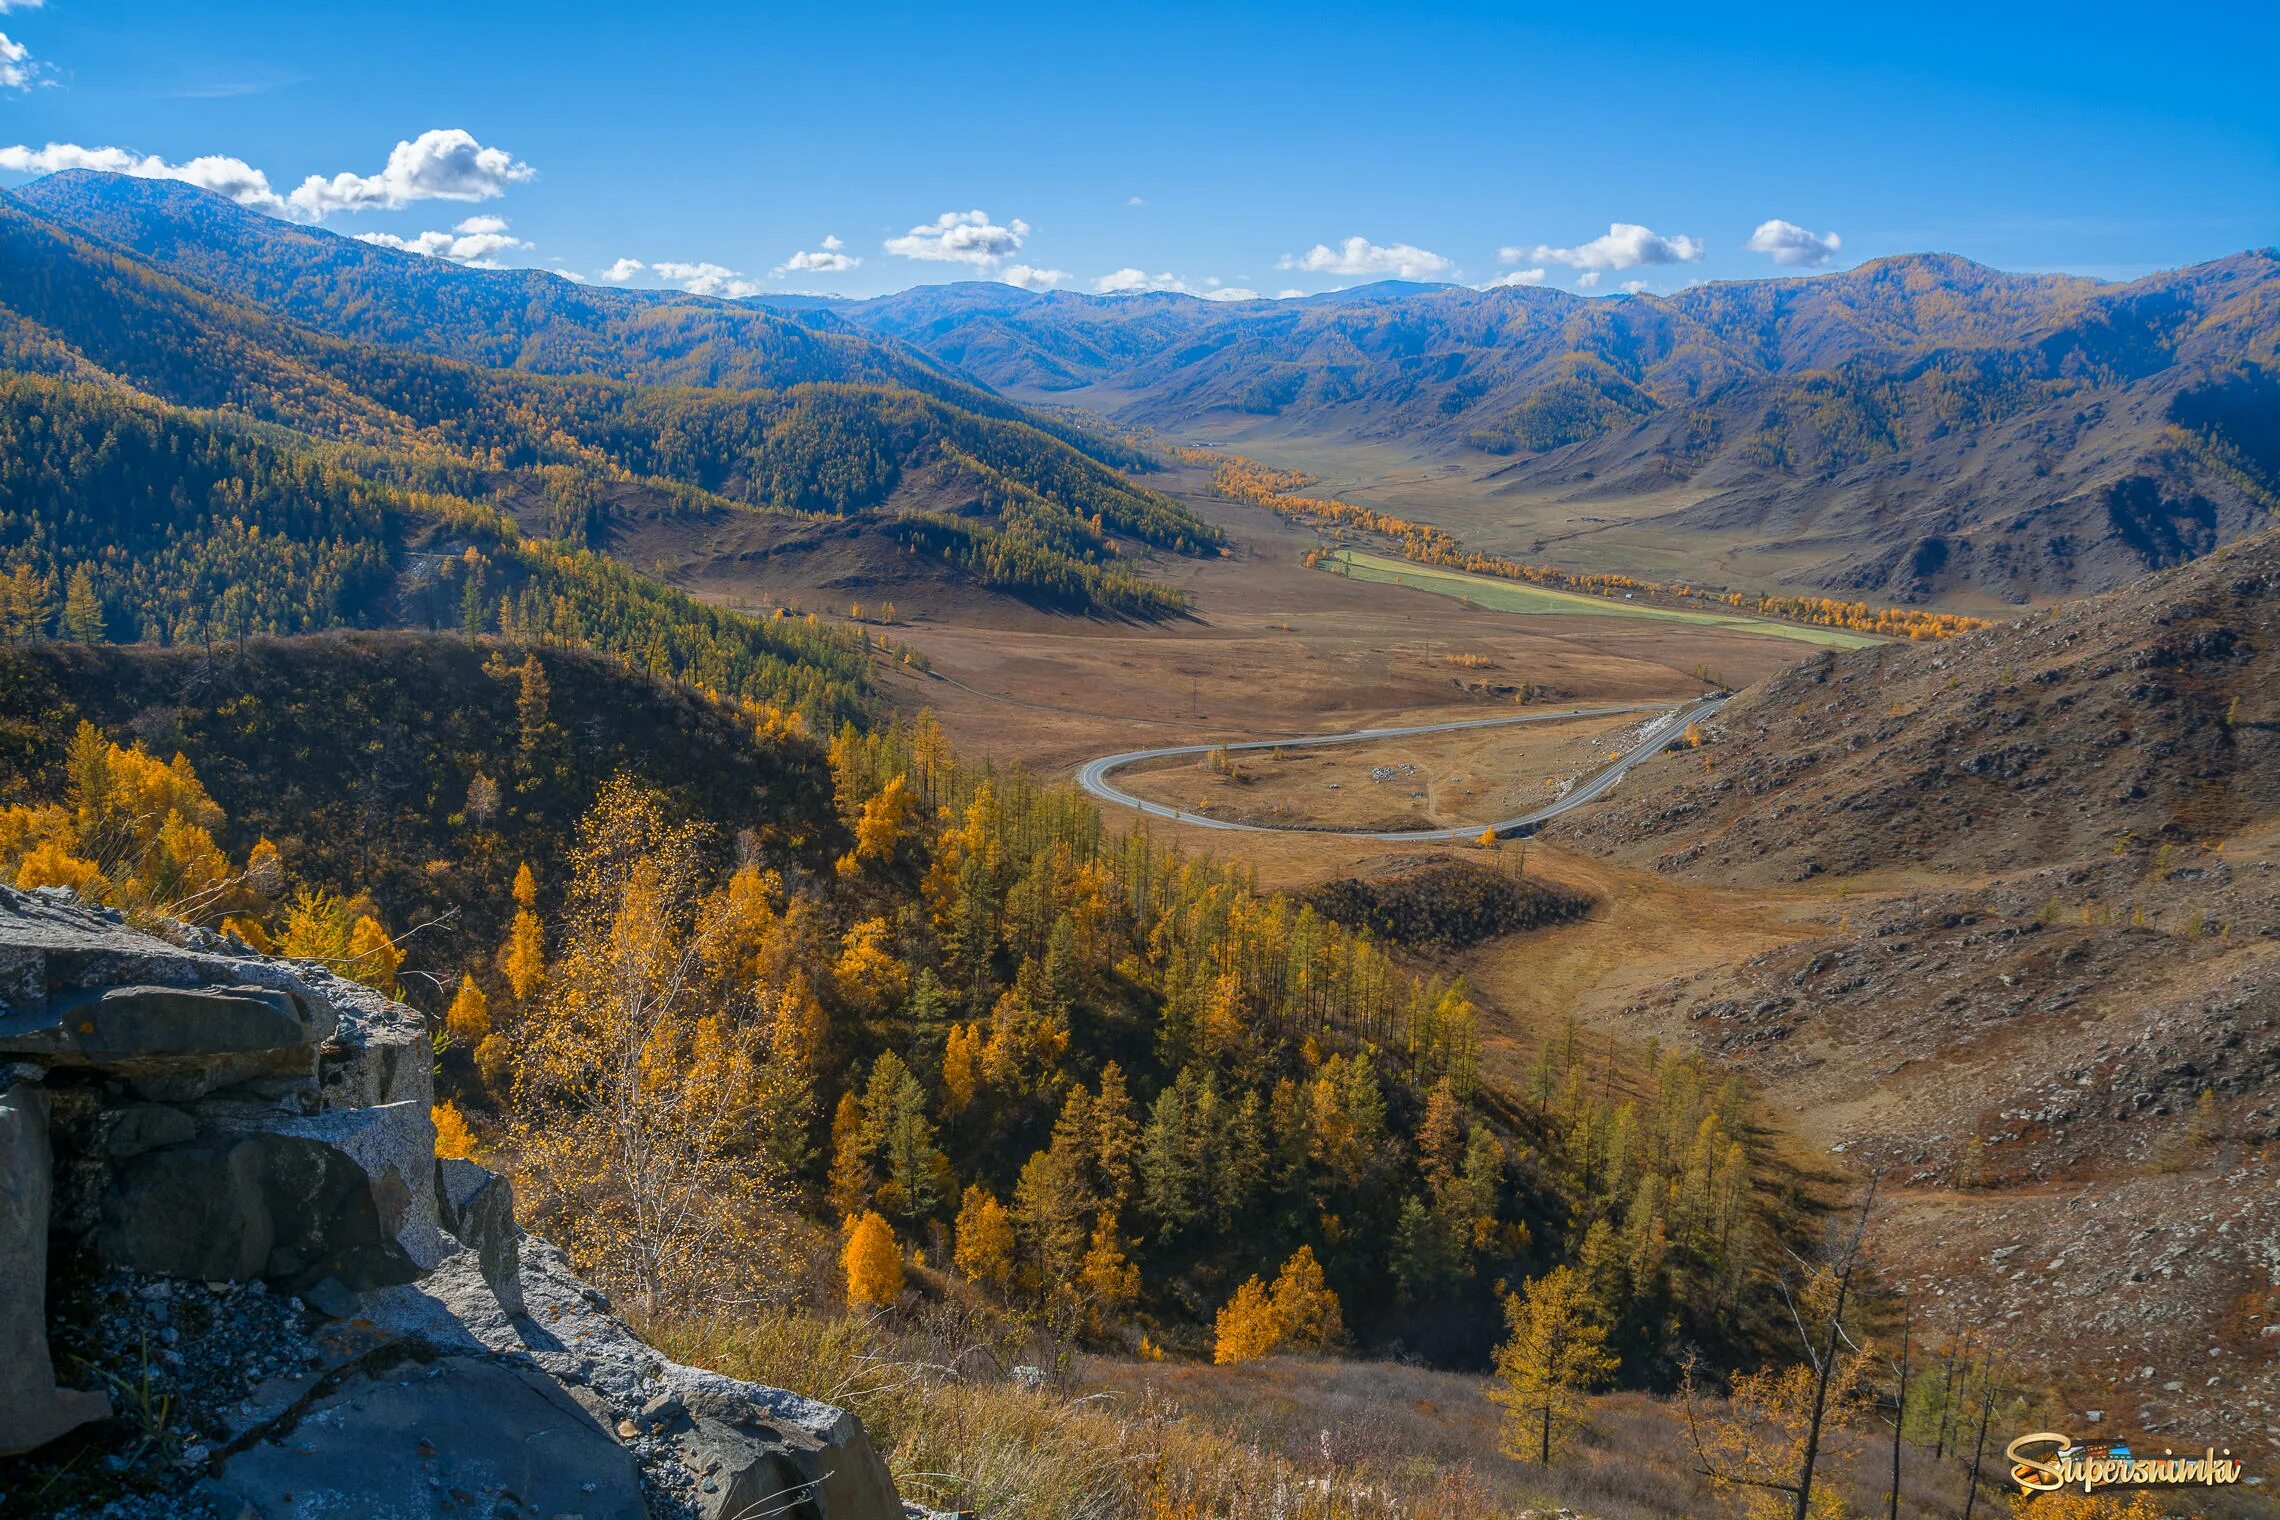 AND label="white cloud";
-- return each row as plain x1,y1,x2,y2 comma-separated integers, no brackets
884,208,1028,266
287,128,533,217
650,260,760,298
1481,267,1546,289
775,234,859,275
0,2,45,12
999,264,1069,291
0,141,290,212
1517,223,1704,276
1277,288,1305,300
1203,287,1260,302
0,31,39,91
595,257,647,284
1093,267,1196,294
1619,279,1652,295
1745,218,1842,267
355,215,529,267
1276,236,1453,280
1125,195,1144,206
